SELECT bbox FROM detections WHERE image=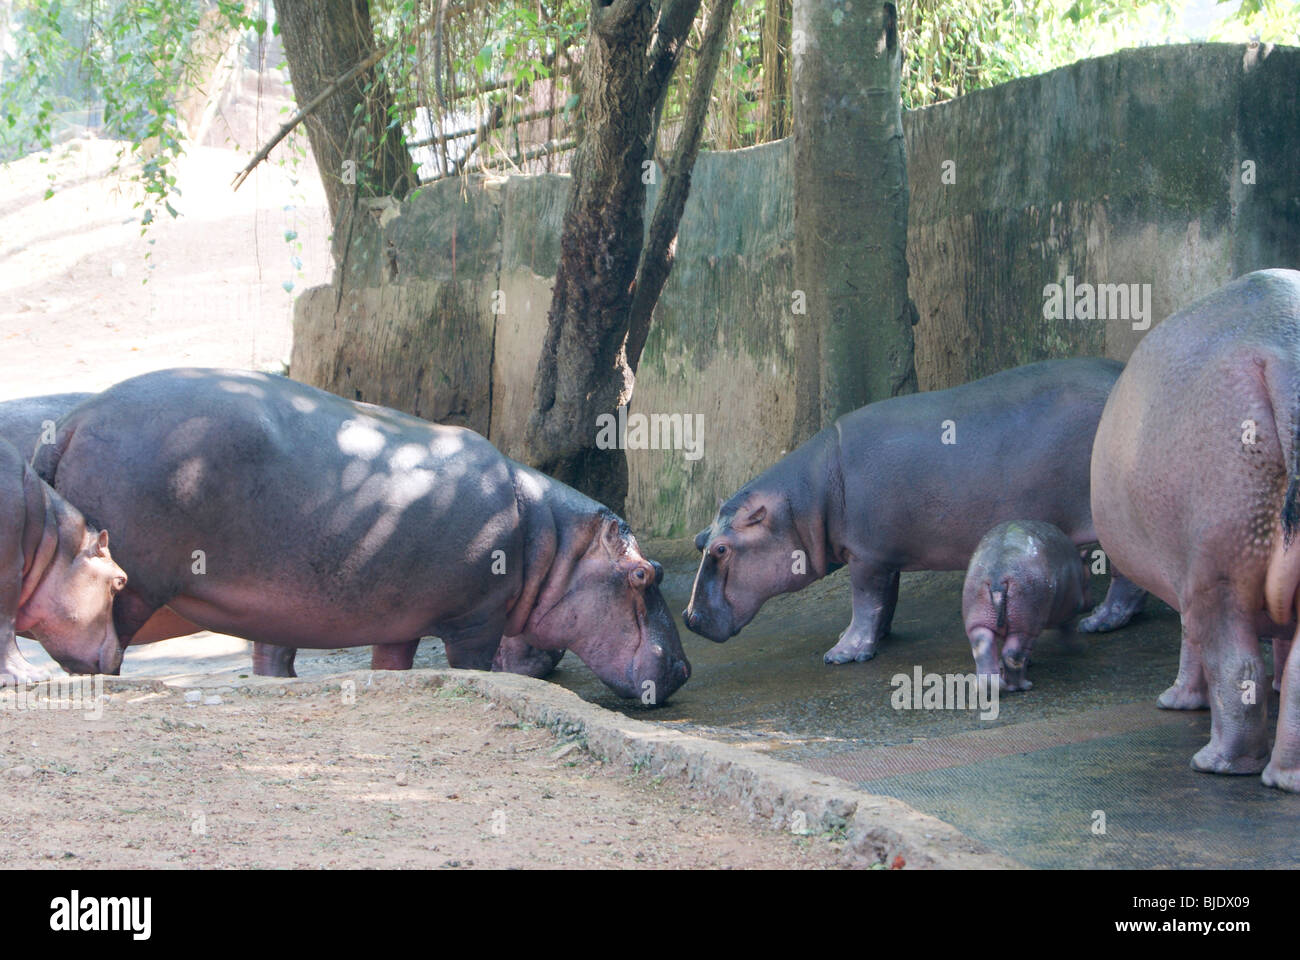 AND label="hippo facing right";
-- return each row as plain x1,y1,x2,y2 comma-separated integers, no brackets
1091,269,1300,791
